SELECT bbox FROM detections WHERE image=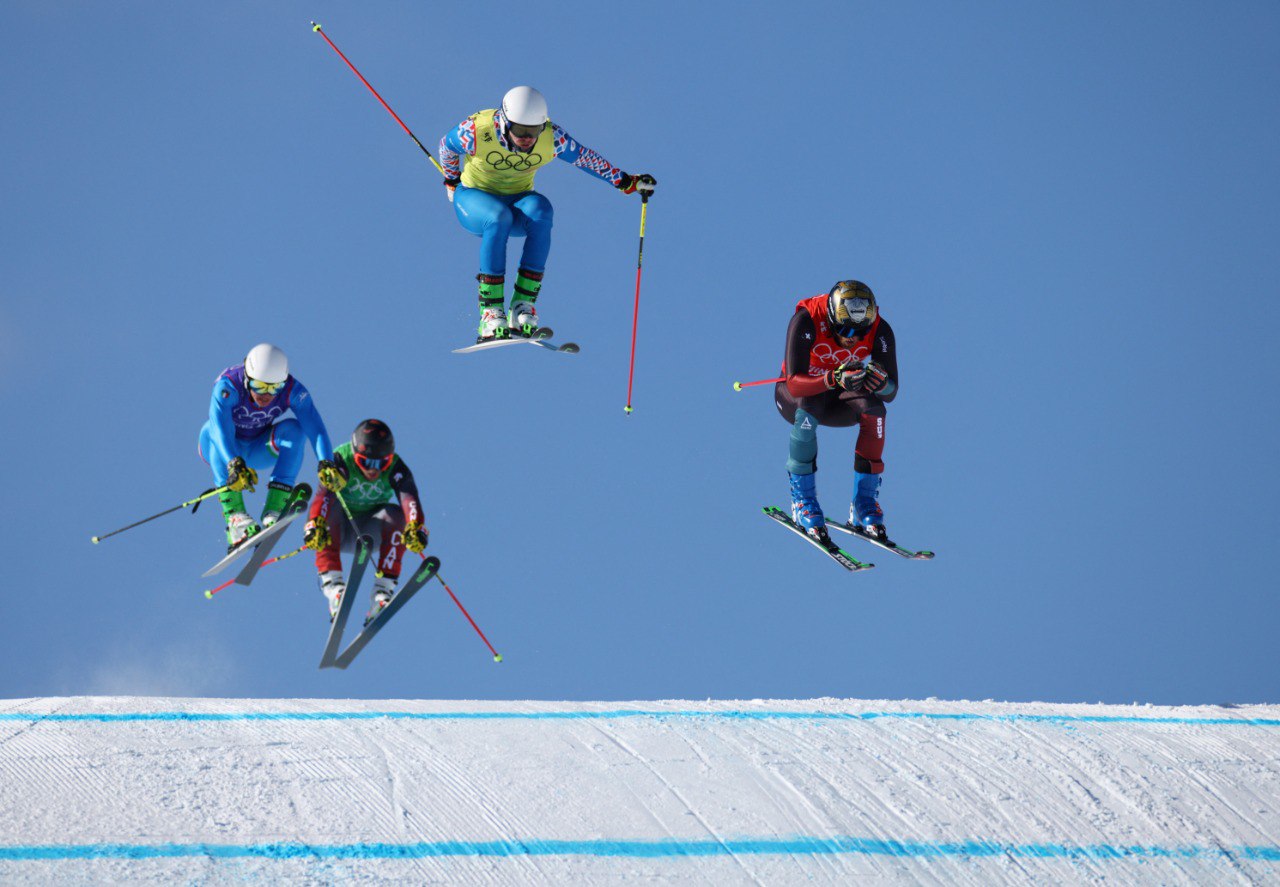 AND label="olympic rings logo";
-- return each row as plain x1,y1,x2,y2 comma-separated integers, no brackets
485,150,542,171
810,342,871,367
